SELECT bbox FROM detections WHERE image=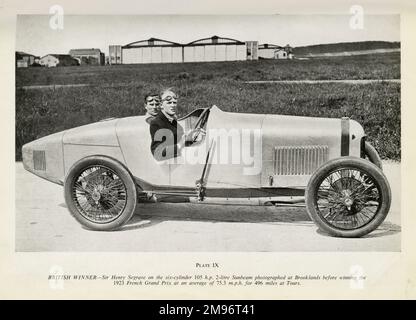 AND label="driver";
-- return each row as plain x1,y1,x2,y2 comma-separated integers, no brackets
149,89,186,160
149,89,205,161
